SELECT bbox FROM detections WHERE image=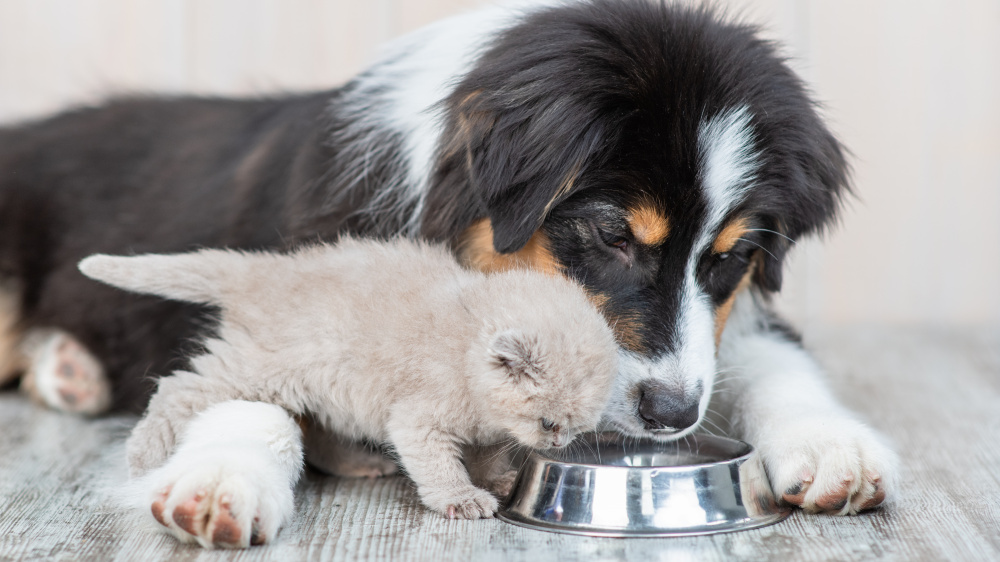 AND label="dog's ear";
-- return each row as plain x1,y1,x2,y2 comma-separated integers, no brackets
753,115,851,294
753,236,788,293
443,89,606,254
